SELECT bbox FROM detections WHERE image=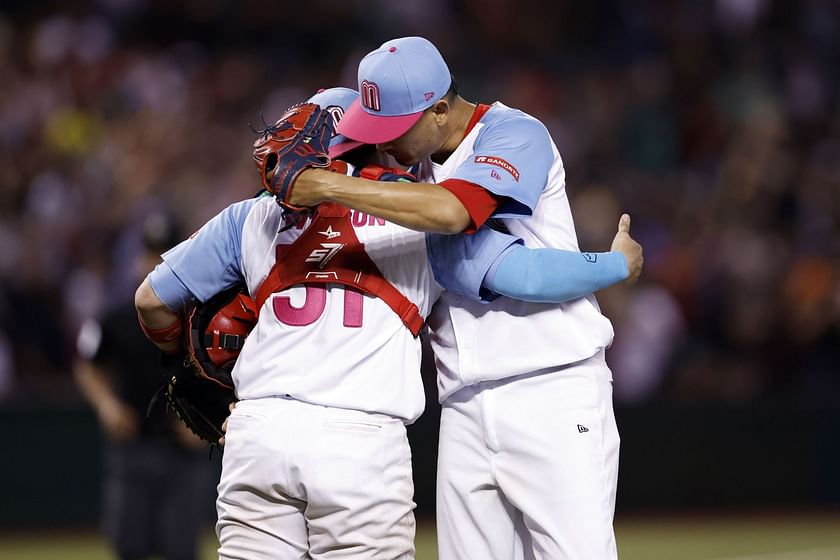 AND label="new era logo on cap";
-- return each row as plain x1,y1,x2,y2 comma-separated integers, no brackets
336,37,453,144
